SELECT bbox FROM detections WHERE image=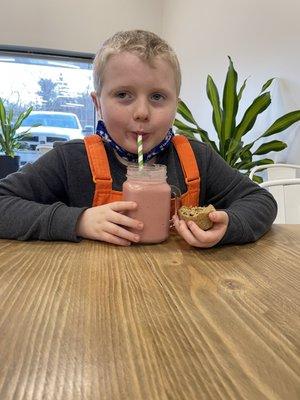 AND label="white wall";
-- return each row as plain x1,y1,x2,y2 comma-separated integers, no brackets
0,0,162,53
162,0,300,163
